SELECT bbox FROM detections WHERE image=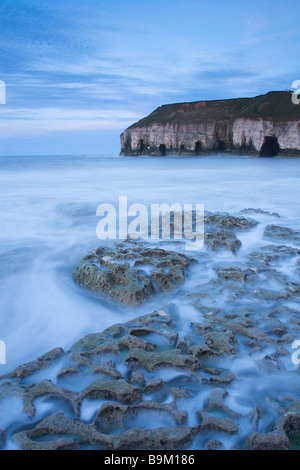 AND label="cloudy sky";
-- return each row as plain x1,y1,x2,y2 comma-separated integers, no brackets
0,0,299,155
